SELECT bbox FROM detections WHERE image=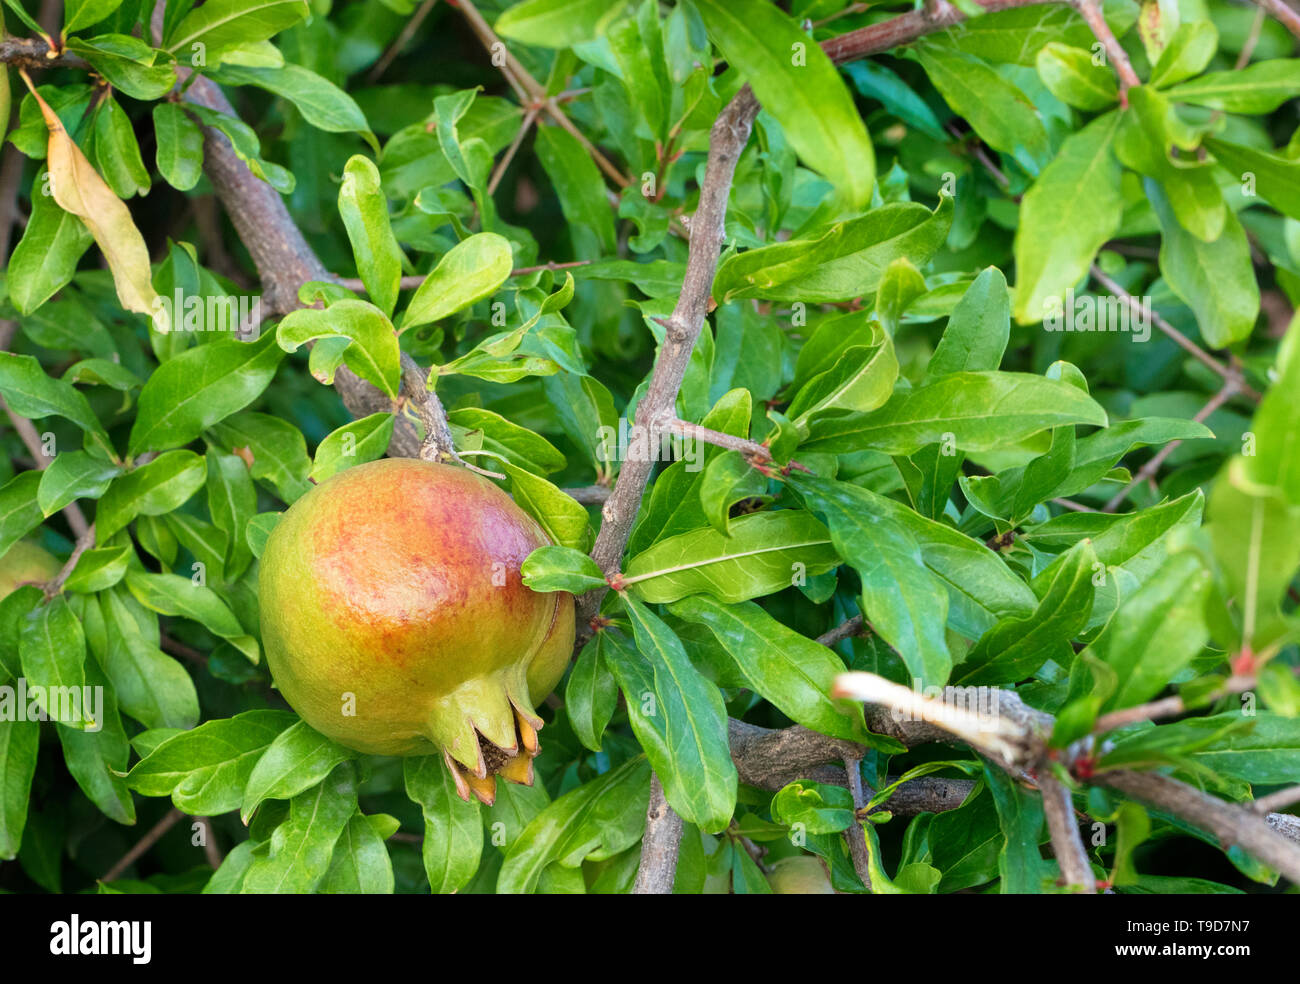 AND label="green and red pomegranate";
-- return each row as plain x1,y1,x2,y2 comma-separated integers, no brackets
259,458,574,805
